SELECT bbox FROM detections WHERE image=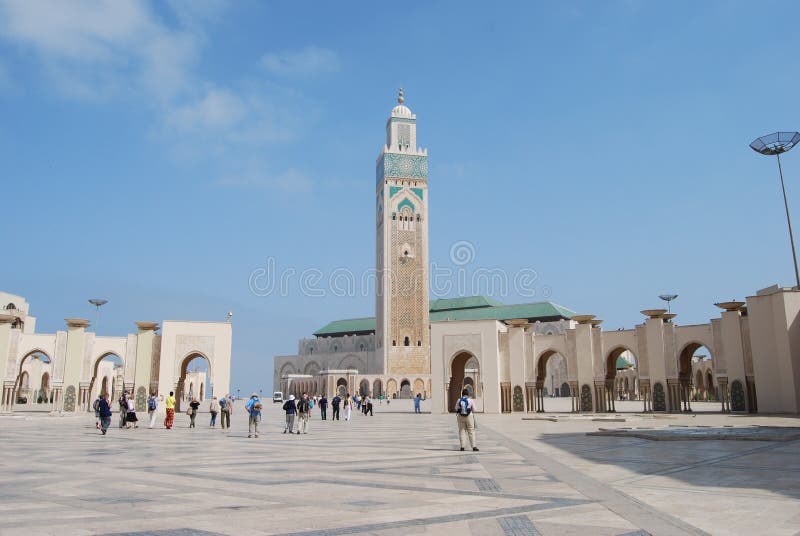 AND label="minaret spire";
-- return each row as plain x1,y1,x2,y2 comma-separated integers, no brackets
398,87,404,104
